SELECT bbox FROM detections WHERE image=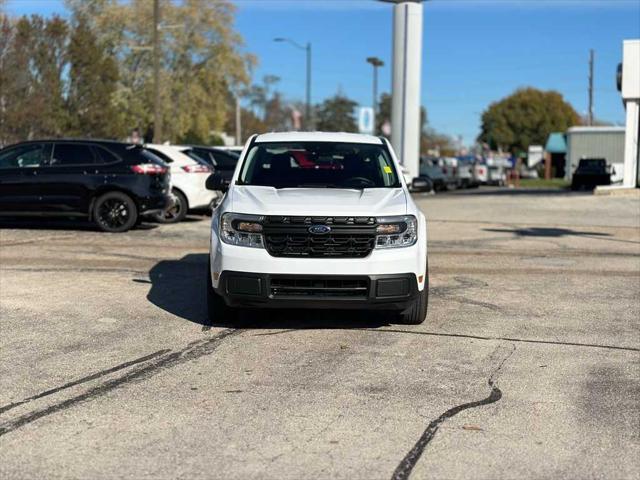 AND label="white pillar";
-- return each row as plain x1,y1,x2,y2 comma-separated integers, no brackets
391,1,423,181
622,100,639,188
621,40,640,188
